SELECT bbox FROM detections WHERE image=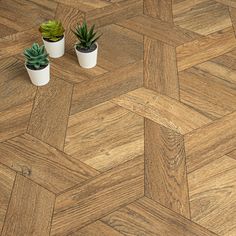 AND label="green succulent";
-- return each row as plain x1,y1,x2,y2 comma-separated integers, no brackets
39,20,65,42
72,20,101,51
24,43,49,70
